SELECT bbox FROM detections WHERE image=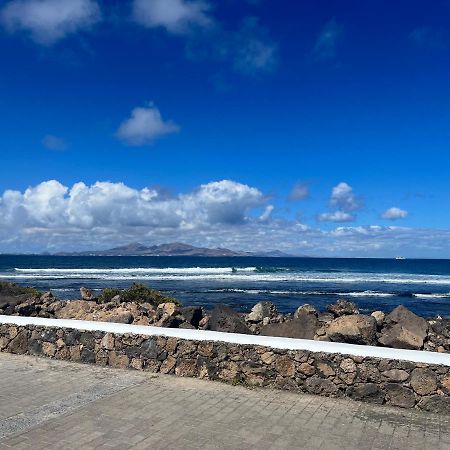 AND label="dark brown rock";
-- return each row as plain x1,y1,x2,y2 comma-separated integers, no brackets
7,331,28,354
379,305,428,350
385,384,416,408
417,396,450,414
410,368,438,396
180,306,203,328
261,314,319,340
326,315,377,345
327,300,359,317
347,383,385,404
210,305,252,334
246,301,278,323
